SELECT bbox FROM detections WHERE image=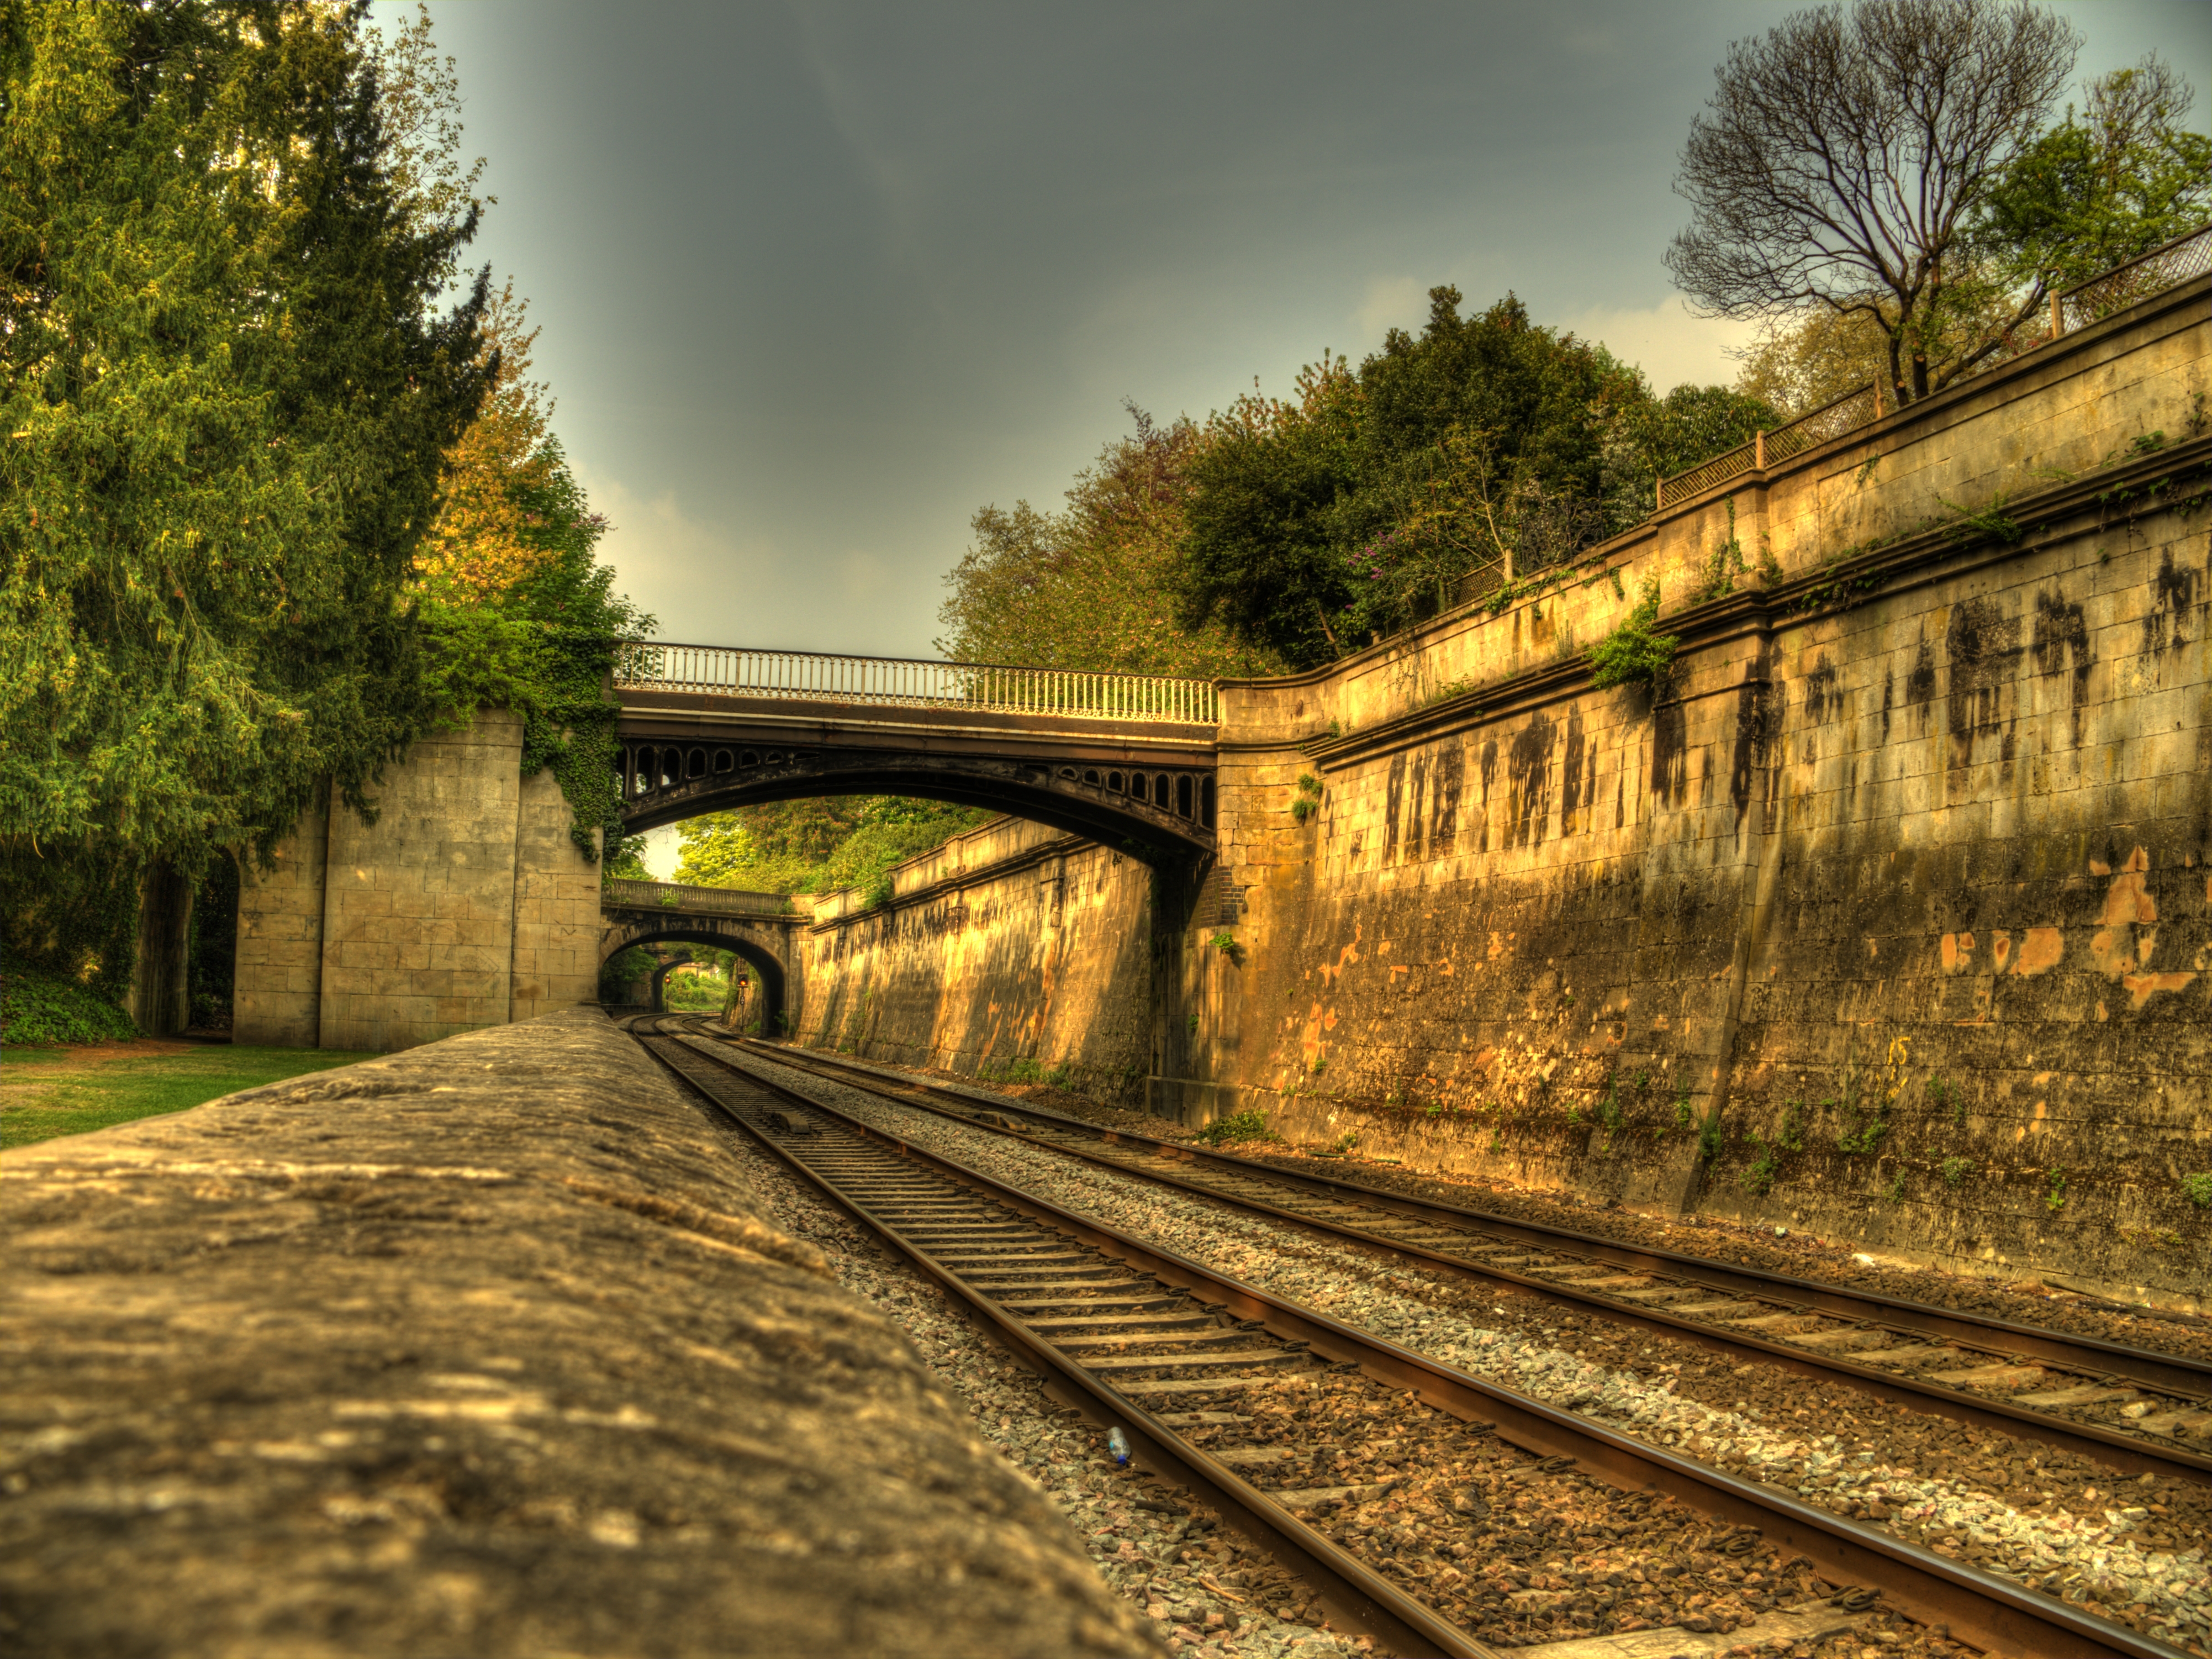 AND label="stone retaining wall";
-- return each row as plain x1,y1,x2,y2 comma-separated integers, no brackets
0,1009,1151,1658
799,816,1159,1107
794,278,2211,1311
